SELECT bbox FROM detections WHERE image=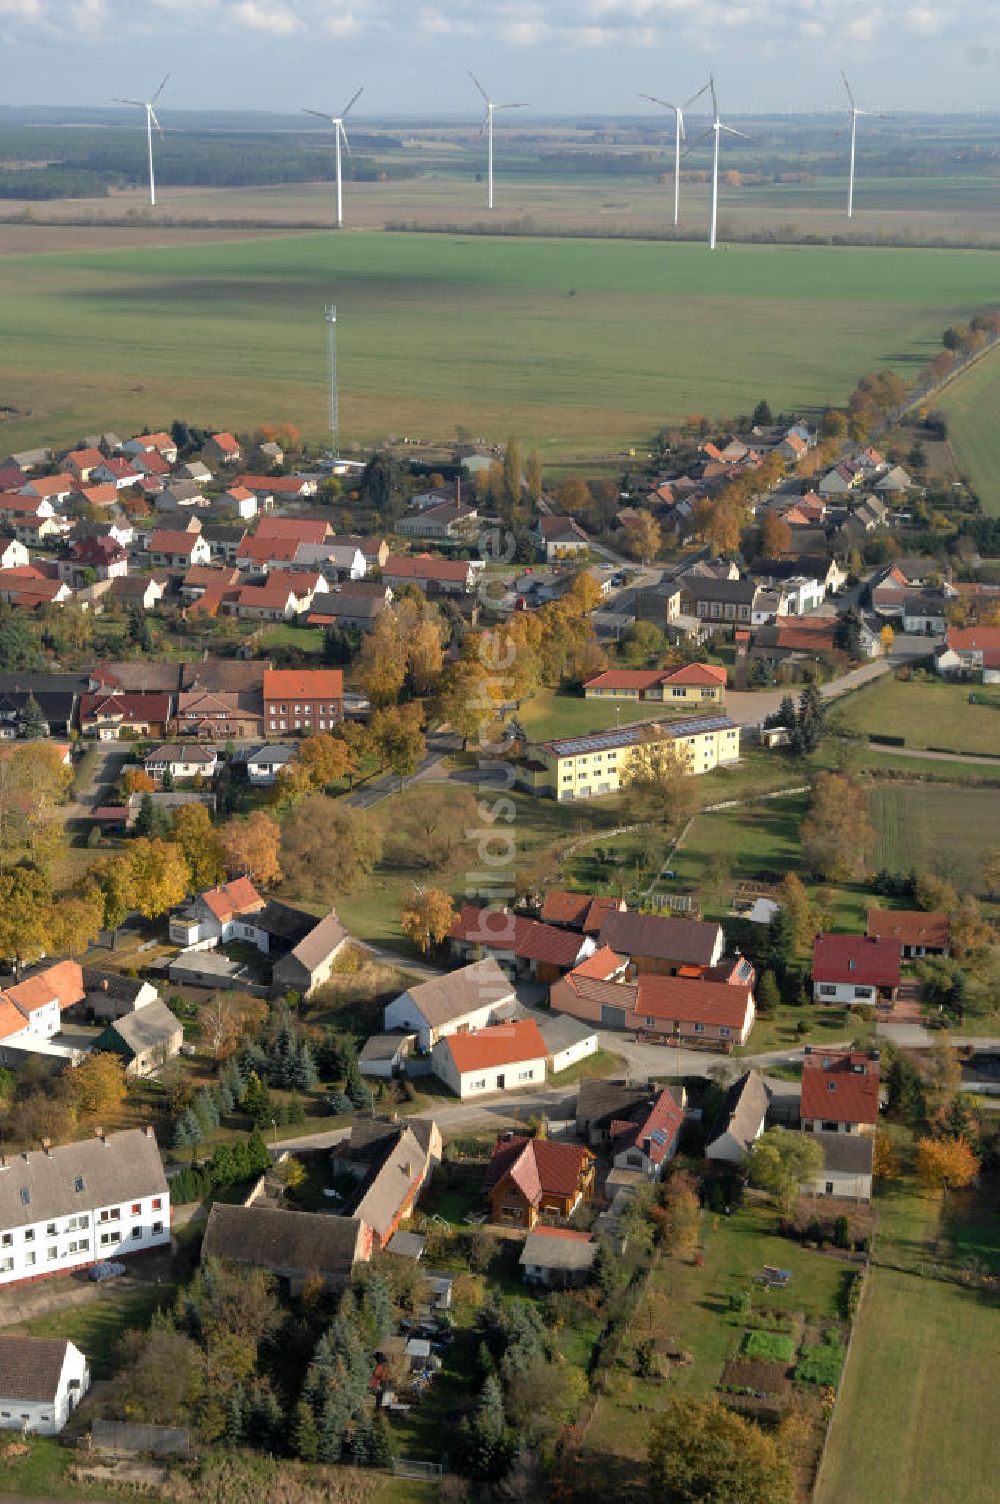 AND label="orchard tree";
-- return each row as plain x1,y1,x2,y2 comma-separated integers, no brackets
281,797,382,902
916,1135,978,1193
648,1398,794,1504
746,1128,823,1214
401,885,456,955
221,811,282,887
